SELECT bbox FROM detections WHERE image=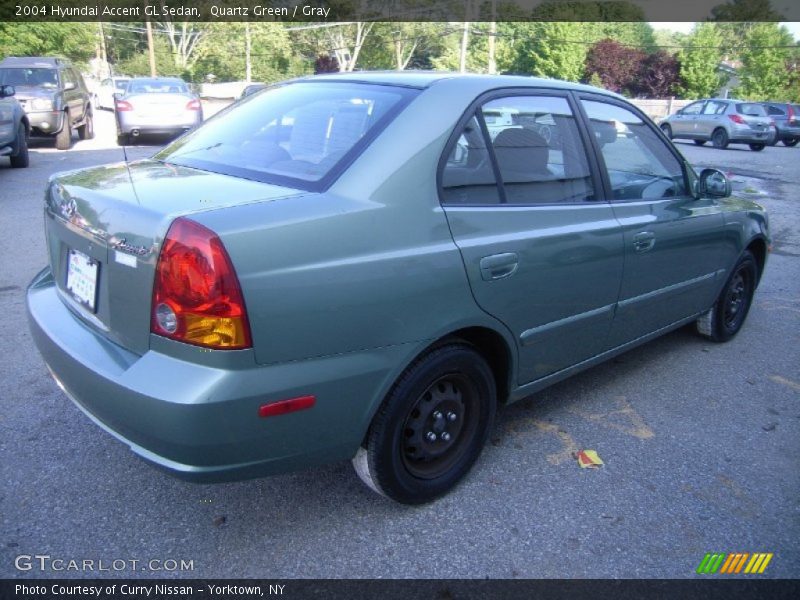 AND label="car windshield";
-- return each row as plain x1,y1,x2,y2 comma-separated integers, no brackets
736,103,766,116
0,68,59,88
127,80,189,94
114,79,130,91
157,81,417,191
